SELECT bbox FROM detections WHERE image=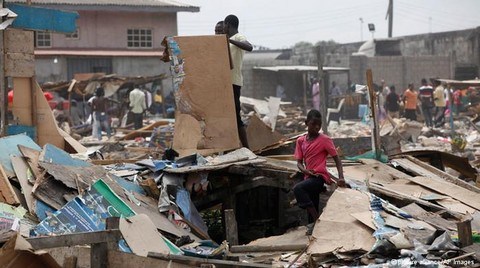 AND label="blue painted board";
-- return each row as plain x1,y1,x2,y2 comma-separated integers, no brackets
7,4,78,33
41,143,91,167
0,134,41,176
